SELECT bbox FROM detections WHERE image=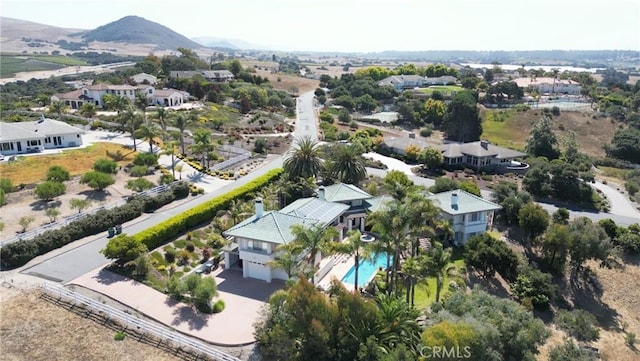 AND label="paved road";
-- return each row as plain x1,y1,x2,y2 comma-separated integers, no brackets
20,91,320,283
